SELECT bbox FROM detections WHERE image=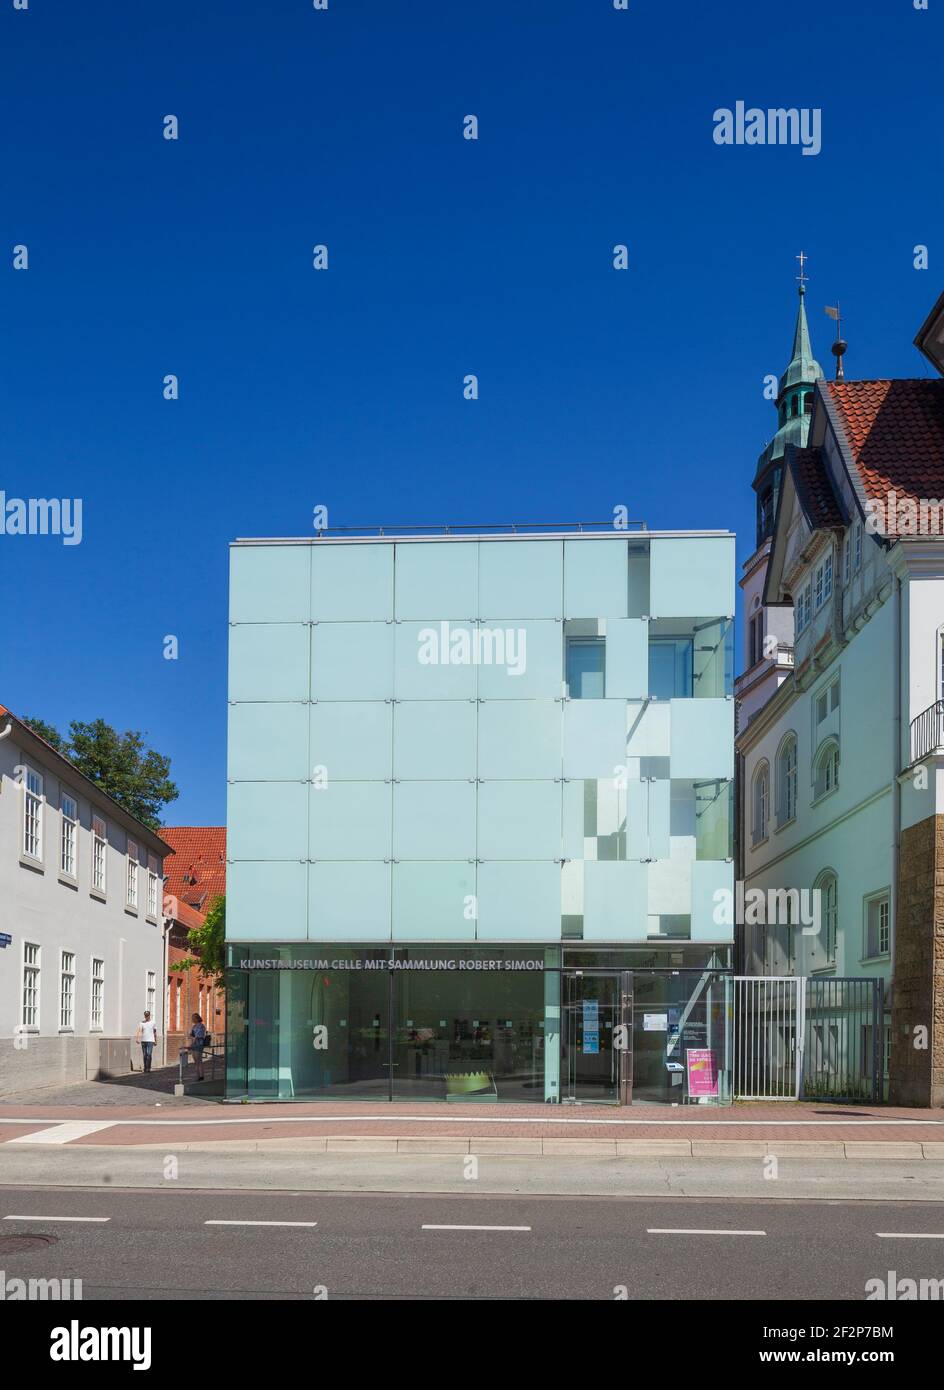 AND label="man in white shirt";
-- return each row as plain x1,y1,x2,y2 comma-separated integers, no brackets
135,1011,157,1073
